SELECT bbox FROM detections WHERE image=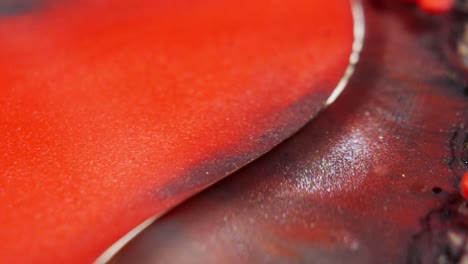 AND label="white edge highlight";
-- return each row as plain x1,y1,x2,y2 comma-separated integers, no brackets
94,215,158,264
325,0,365,106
